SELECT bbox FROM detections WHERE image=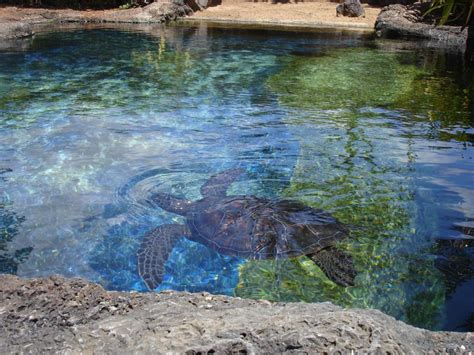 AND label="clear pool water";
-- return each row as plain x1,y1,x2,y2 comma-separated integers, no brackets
0,23,473,331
